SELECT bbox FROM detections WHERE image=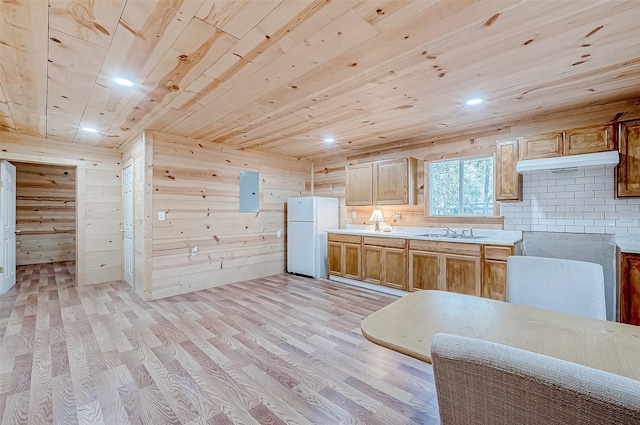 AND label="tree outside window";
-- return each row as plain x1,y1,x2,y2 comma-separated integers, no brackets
430,157,494,216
